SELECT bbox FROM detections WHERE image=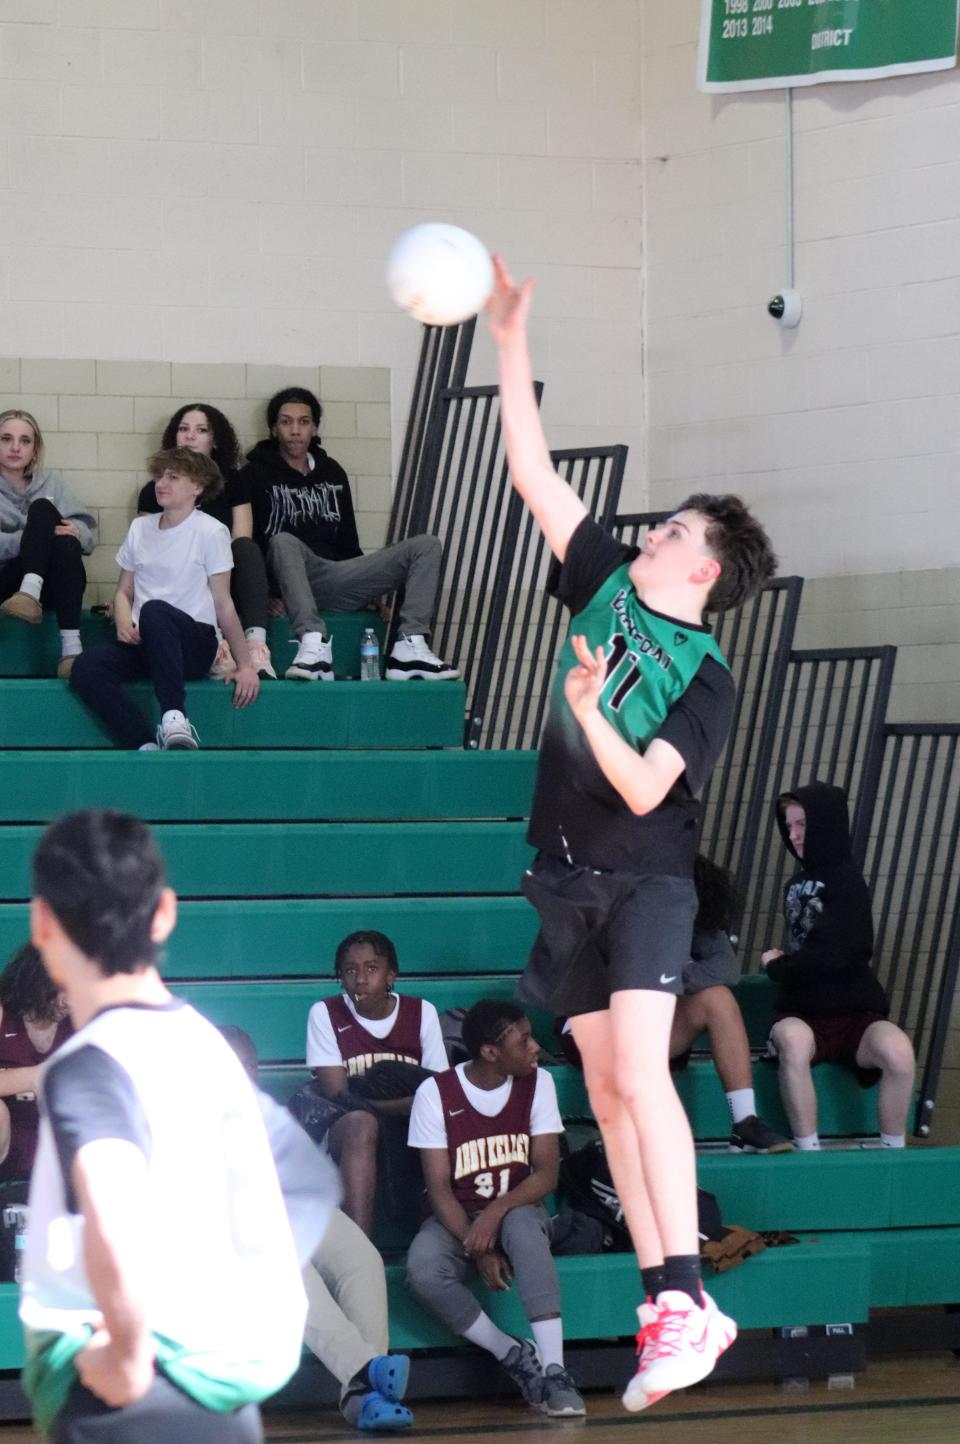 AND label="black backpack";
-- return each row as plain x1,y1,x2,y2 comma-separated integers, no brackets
559,1138,723,1249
